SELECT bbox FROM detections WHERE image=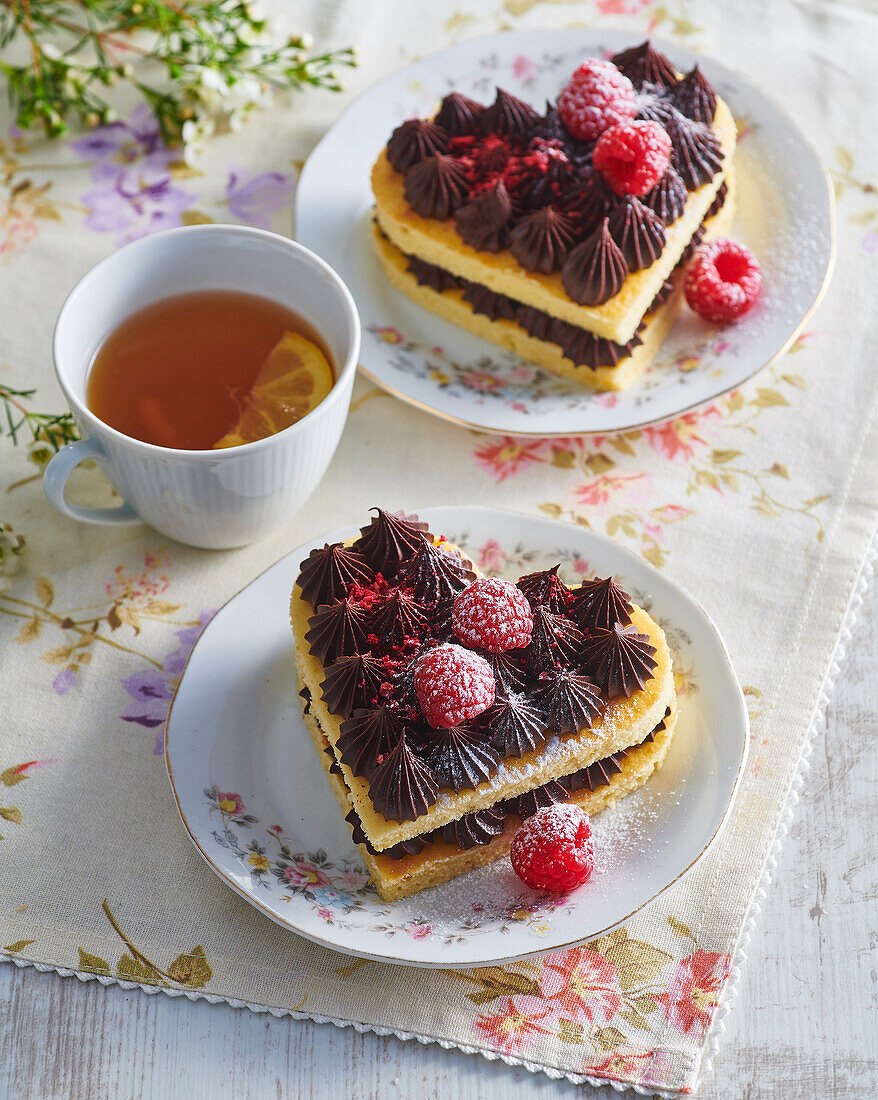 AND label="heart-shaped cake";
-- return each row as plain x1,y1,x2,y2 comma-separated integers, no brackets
291,509,678,900
370,40,737,391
